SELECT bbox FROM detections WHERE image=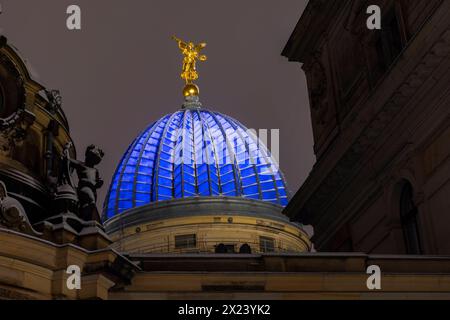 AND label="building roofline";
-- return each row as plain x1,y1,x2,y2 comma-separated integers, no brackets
281,0,341,62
